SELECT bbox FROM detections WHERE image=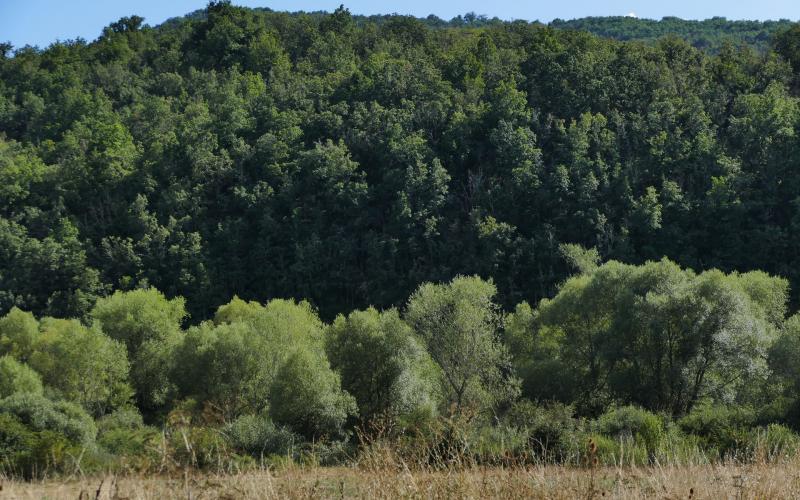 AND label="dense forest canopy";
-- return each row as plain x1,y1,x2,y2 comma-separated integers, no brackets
3,2,800,323
5,1,800,477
